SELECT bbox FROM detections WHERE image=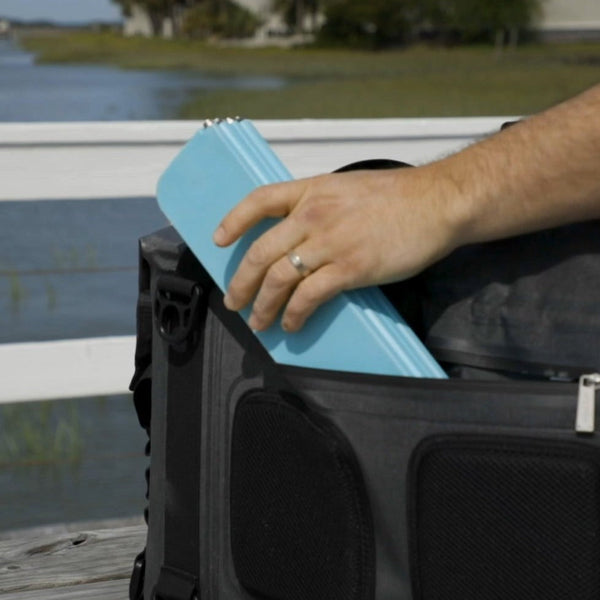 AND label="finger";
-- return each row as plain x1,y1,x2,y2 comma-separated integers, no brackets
281,263,348,333
213,179,309,247
248,244,323,331
224,215,307,311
